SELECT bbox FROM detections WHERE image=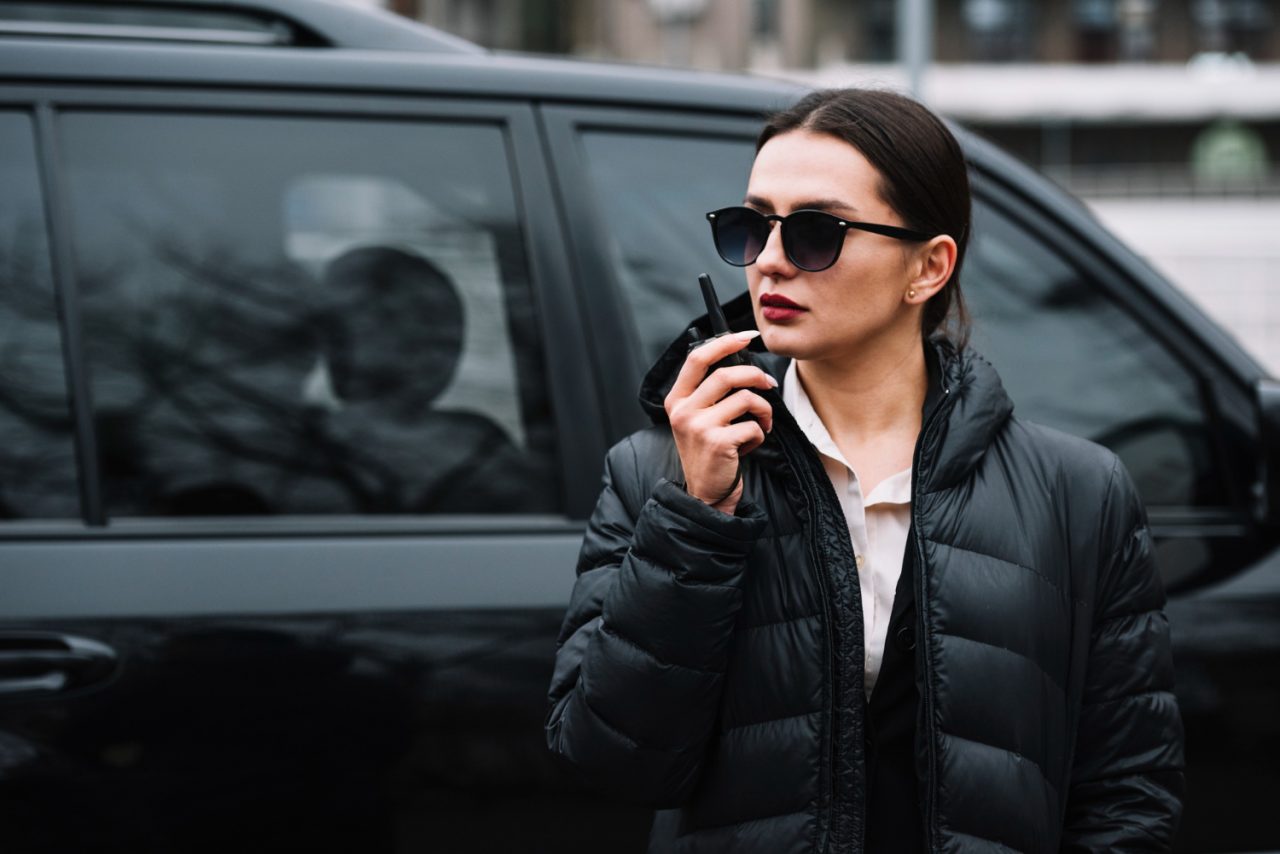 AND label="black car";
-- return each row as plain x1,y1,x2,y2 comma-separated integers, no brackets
0,1,1276,851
